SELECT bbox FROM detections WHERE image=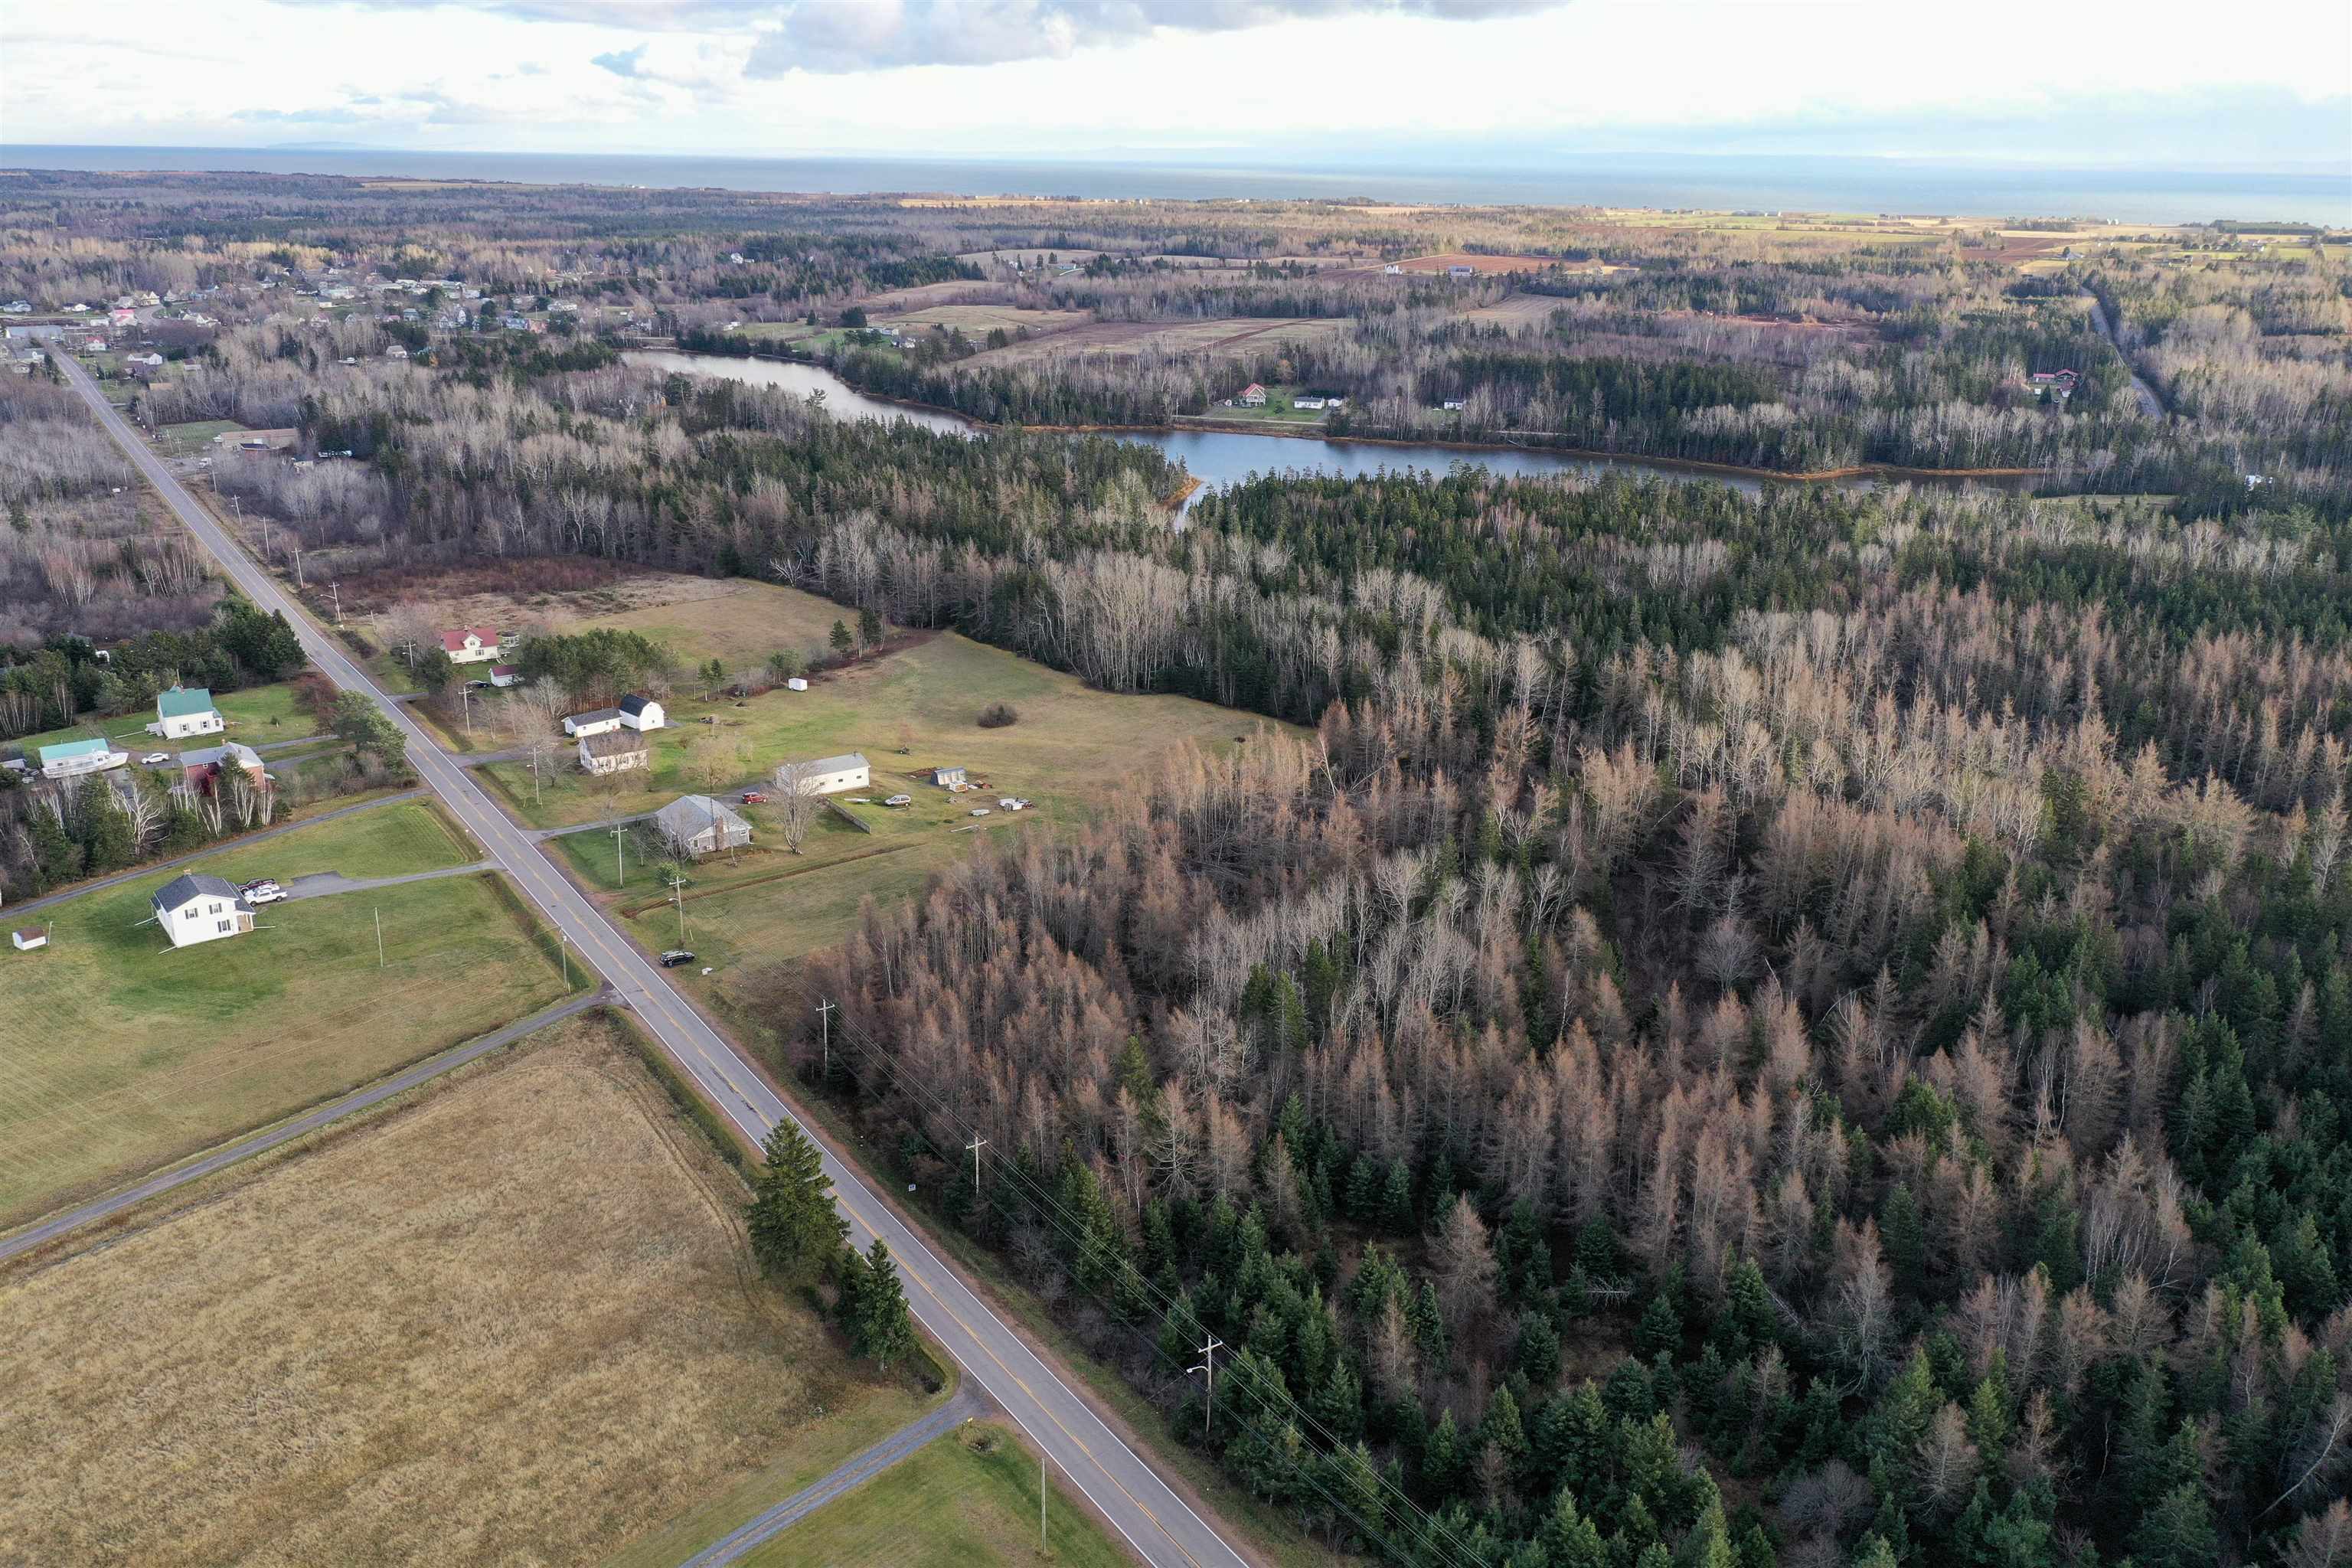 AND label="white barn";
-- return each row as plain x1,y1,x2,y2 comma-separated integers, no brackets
619,694,666,730
152,873,254,949
778,751,870,795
